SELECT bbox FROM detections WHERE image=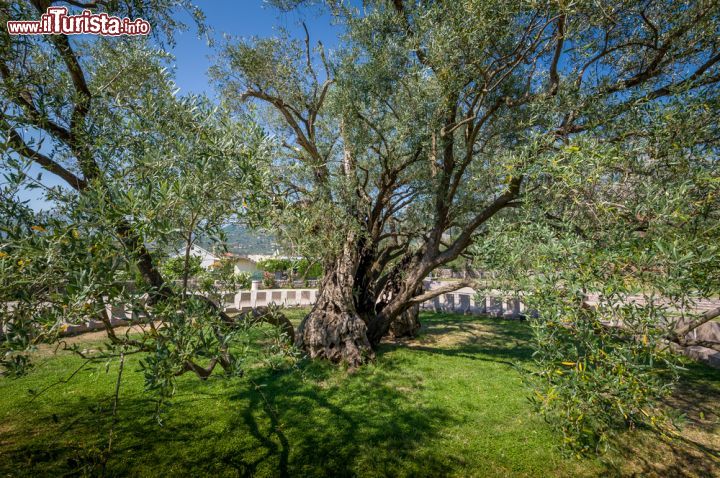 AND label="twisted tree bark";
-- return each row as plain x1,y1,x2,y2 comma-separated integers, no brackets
386,304,421,339
295,241,374,367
